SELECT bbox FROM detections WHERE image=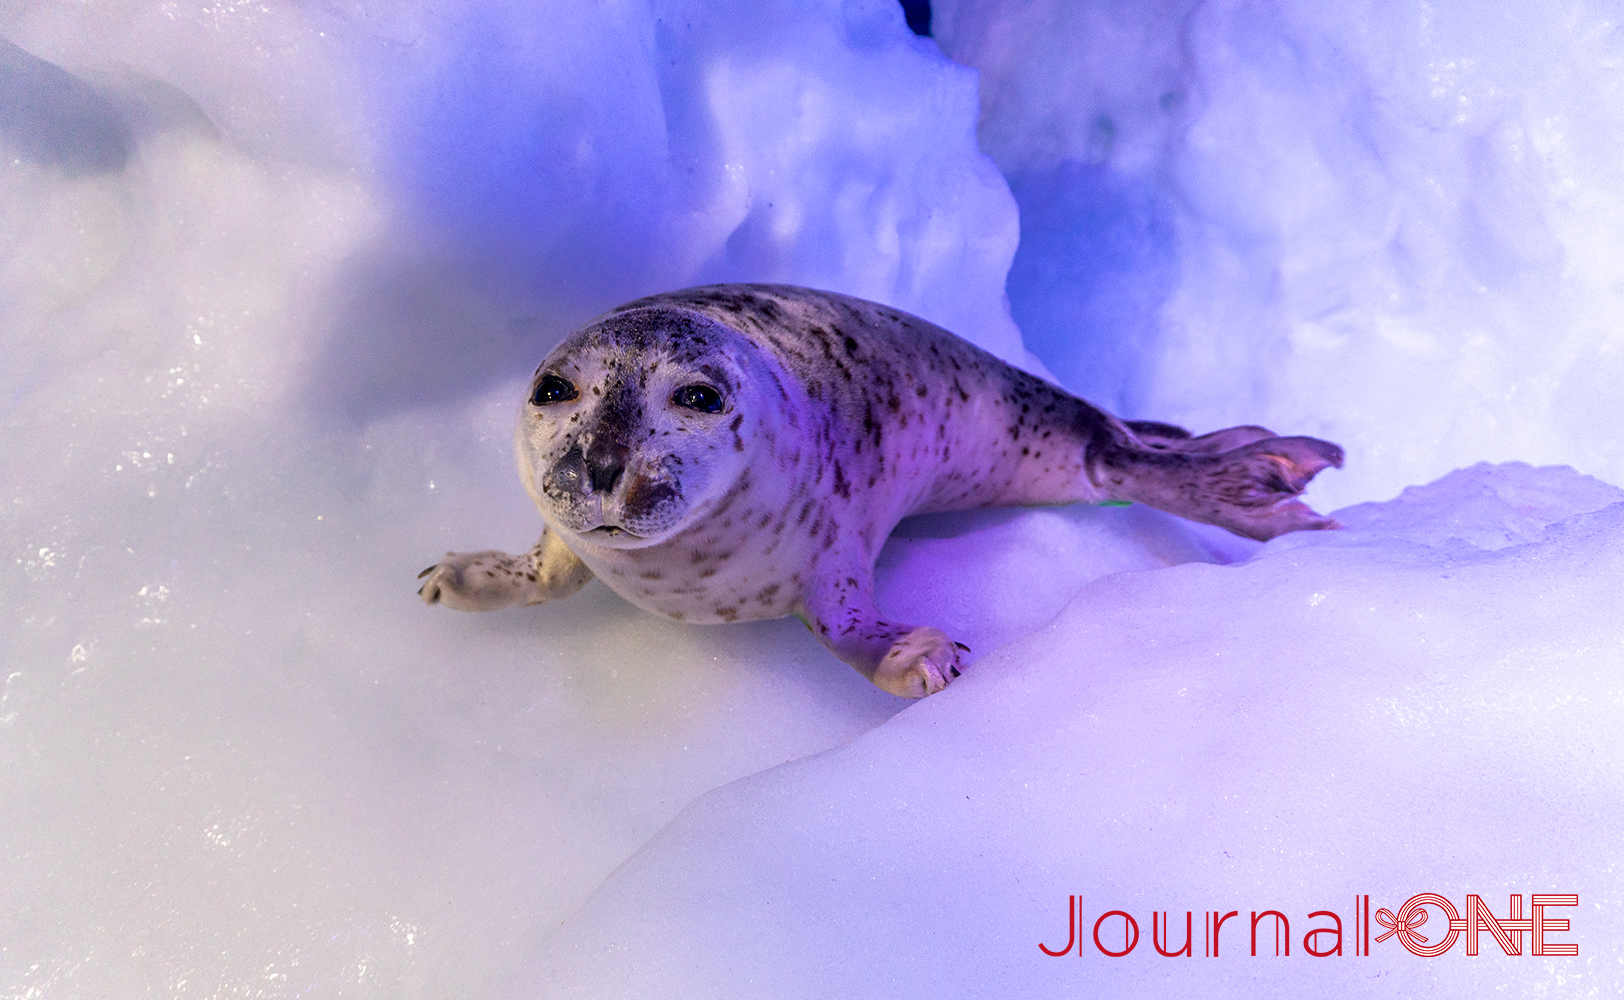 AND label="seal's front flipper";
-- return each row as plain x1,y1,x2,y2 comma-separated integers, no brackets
418,527,593,611
798,577,963,699
1100,433,1344,542
872,626,962,698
